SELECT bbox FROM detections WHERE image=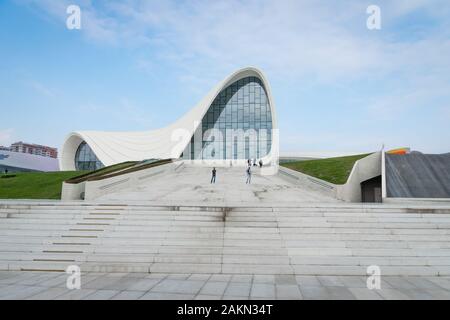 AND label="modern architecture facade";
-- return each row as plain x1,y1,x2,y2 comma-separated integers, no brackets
60,67,278,171
185,76,273,161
